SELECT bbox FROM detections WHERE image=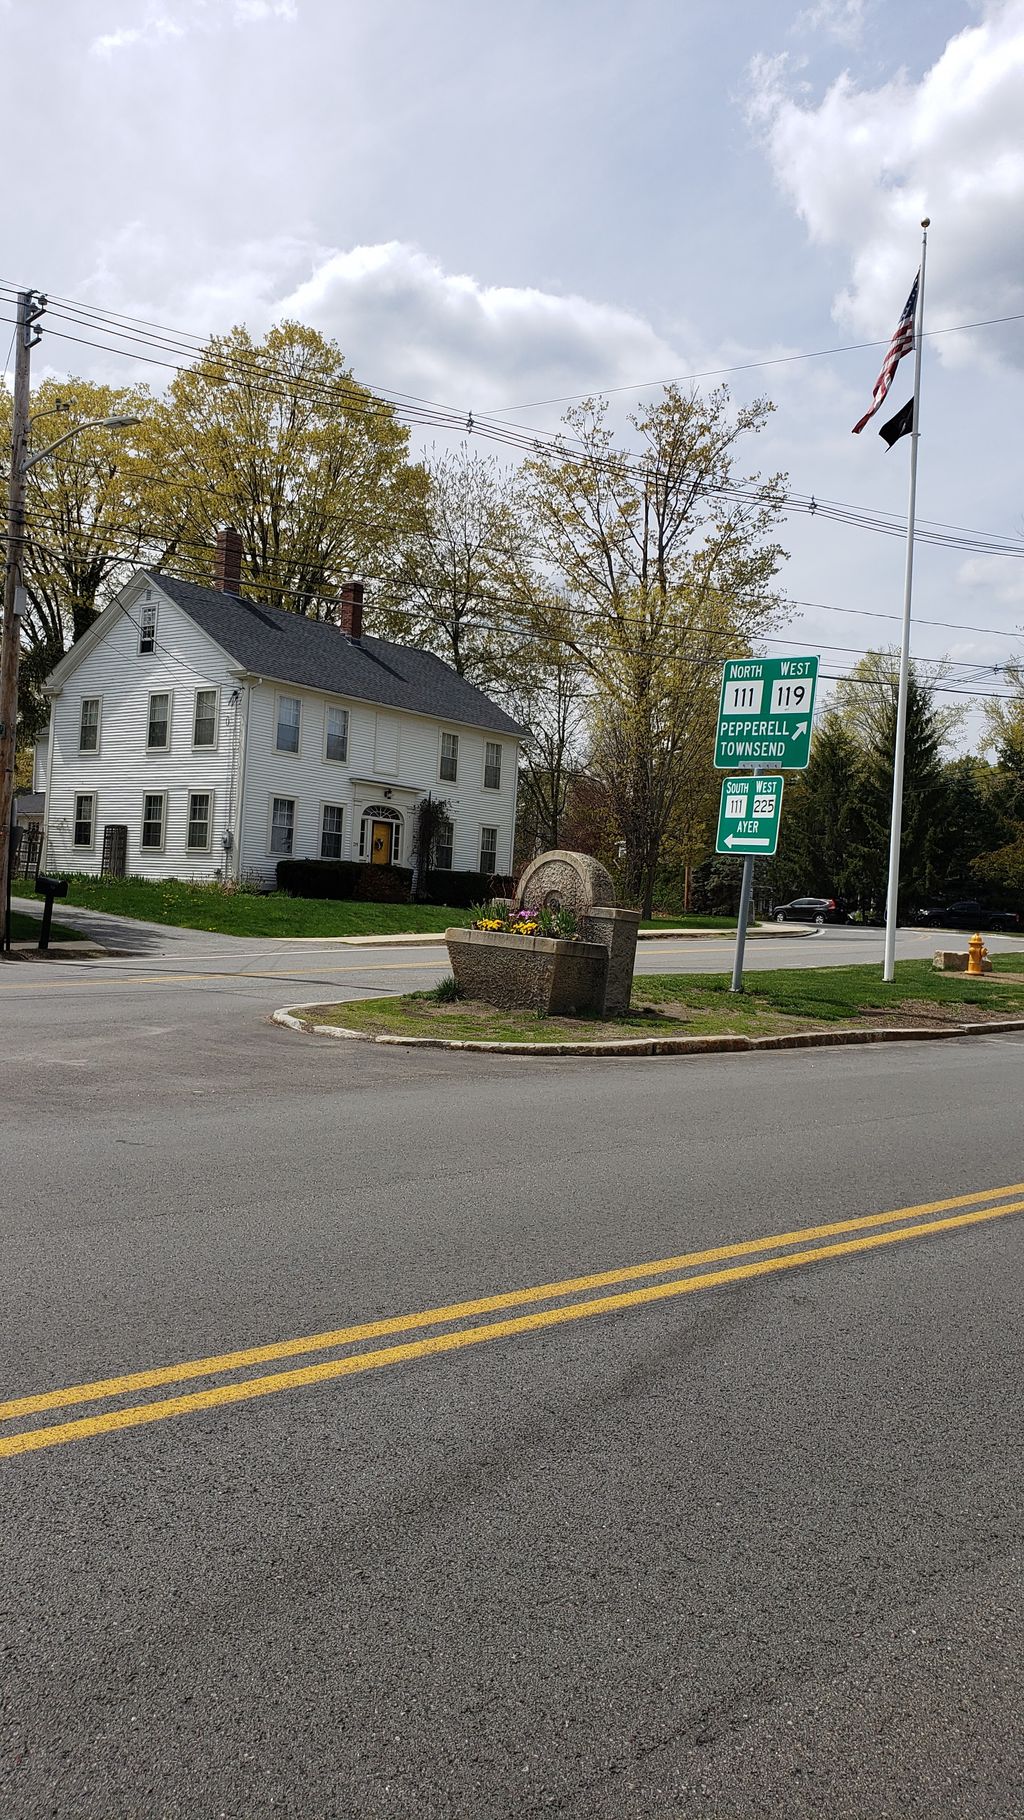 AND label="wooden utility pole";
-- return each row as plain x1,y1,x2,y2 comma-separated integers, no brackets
0,289,44,950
